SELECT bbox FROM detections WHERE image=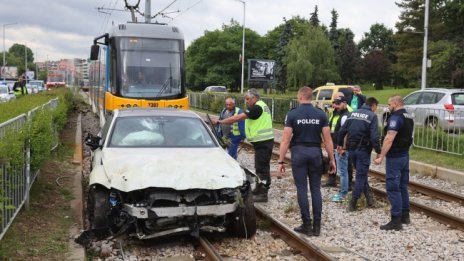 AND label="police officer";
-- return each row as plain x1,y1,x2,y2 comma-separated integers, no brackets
374,95,414,230
337,97,381,211
218,97,246,159
278,86,336,236
214,88,274,202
